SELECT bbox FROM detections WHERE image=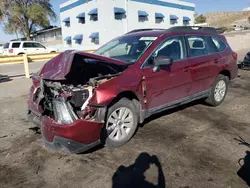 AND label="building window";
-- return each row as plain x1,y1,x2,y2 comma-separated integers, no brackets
91,38,99,45
89,32,99,45
88,8,98,21
183,17,191,26
64,36,72,45
155,13,164,23
77,13,85,24
138,11,148,22
114,7,126,20
170,19,178,25
79,18,85,24
170,15,178,25
183,21,190,26
63,17,70,27
73,34,83,45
